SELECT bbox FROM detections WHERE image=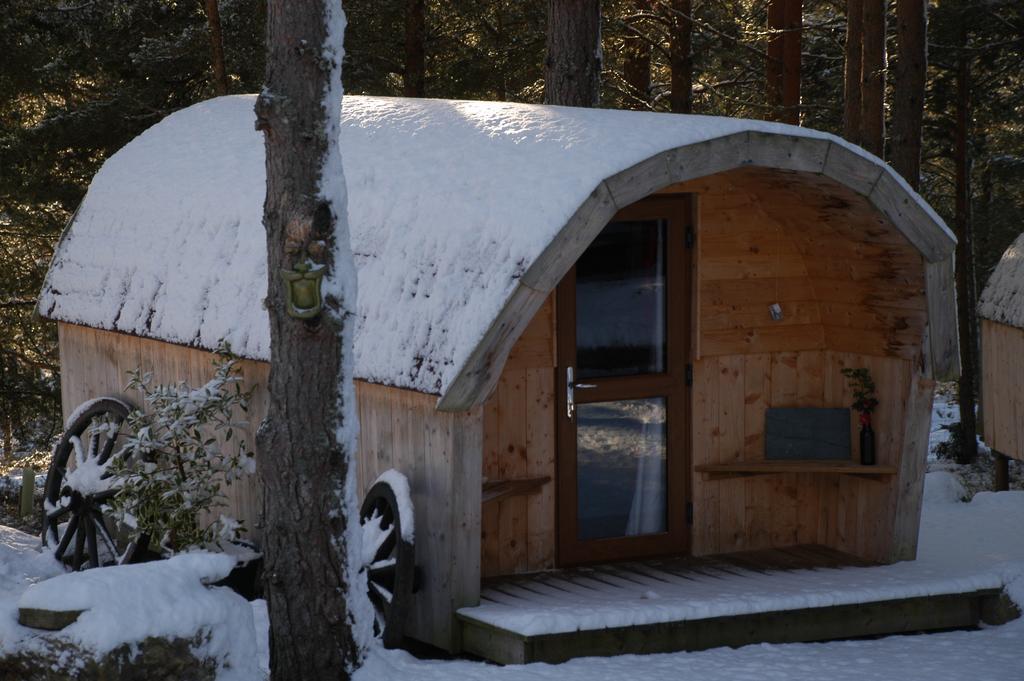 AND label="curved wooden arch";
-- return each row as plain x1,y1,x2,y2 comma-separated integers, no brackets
438,131,958,411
